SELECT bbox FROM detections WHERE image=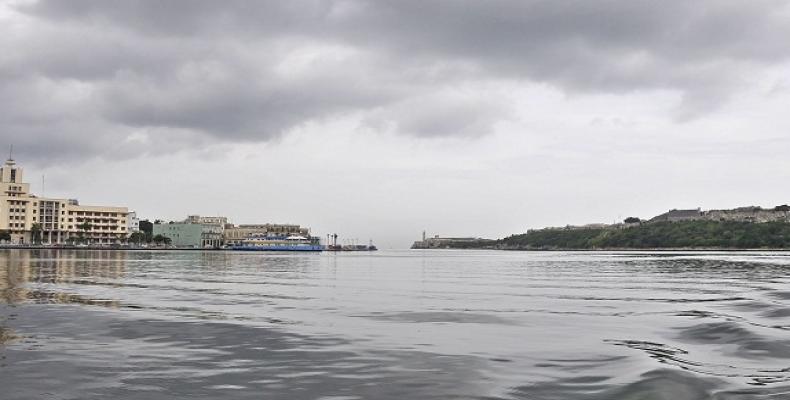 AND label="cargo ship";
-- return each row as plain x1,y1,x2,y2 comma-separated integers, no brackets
230,234,323,252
